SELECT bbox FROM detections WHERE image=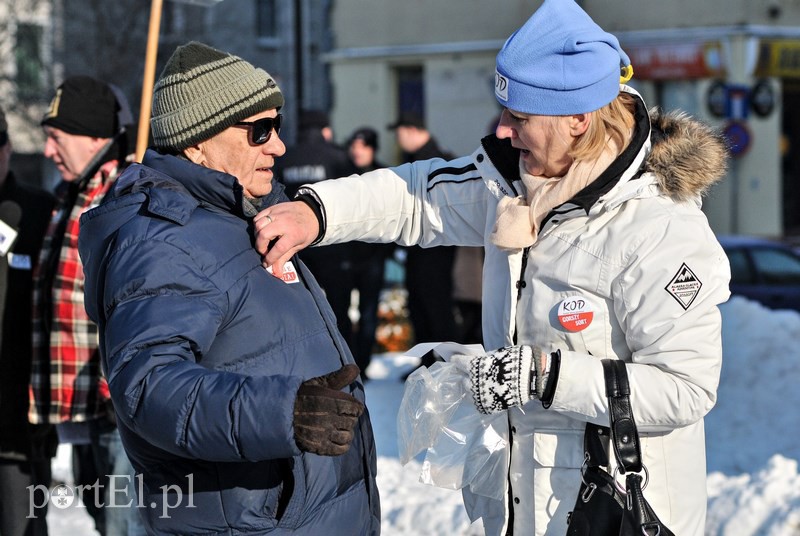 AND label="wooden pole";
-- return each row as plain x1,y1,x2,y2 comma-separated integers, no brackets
136,0,163,163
